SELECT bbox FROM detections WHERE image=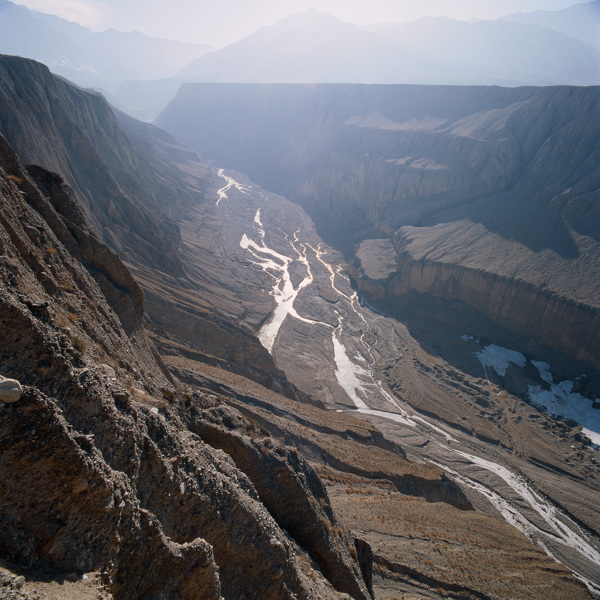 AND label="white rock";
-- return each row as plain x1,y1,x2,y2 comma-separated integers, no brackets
0,376,23,403
98,364,116,378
